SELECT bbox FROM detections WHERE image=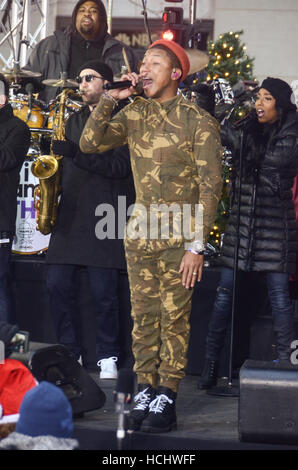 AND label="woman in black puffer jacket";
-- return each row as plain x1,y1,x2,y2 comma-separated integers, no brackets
198,78,298,389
